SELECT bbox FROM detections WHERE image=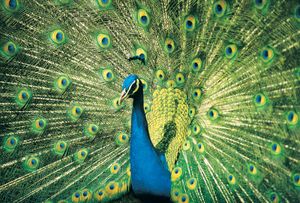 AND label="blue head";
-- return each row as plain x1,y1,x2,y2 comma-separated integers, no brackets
119,74,141,104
